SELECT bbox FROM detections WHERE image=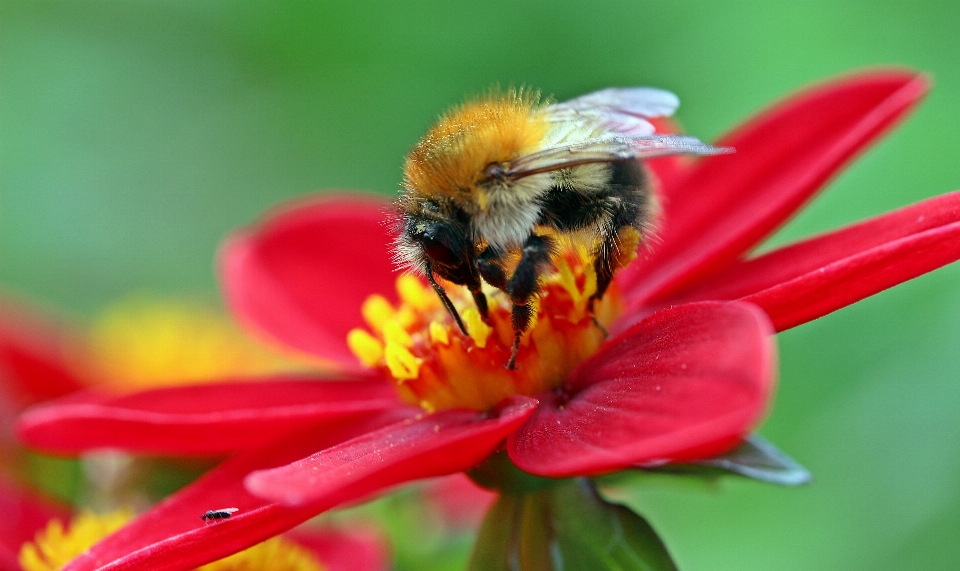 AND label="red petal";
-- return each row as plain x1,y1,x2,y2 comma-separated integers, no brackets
674,190,960,330
509,302,775,477
17,377,404,455
287,527,389,571
60,411,409,571
0,295,87,406
245,397,537,506
0,477,71,571
220,194,399,370
619,69,930,307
